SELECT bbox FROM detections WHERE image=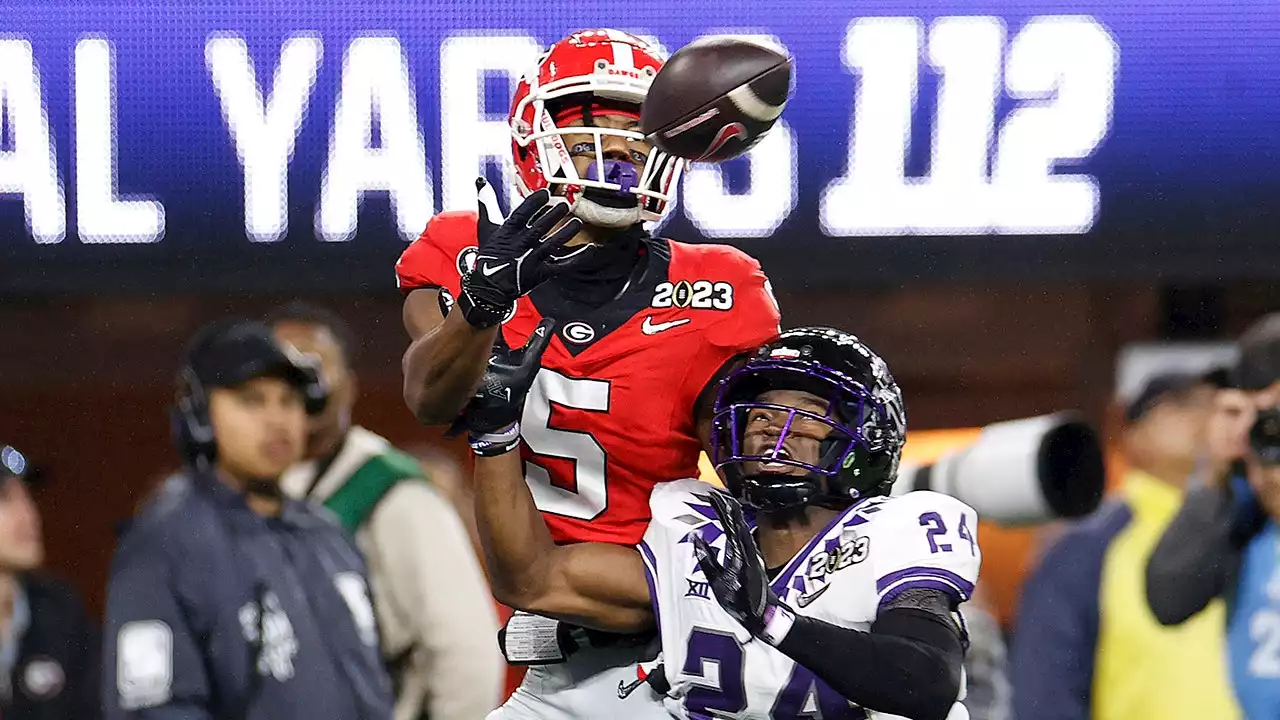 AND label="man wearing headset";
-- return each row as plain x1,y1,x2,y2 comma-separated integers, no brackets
102,320,395,720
